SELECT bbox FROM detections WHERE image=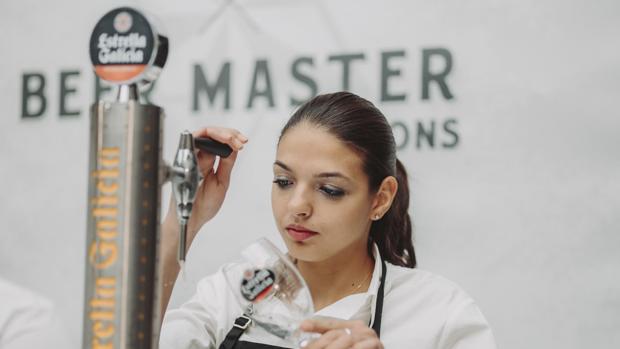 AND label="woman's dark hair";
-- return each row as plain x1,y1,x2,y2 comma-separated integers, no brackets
279,92,416,268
